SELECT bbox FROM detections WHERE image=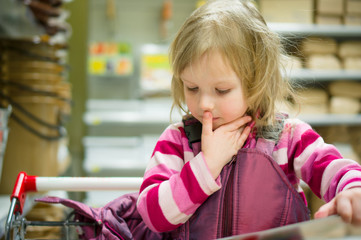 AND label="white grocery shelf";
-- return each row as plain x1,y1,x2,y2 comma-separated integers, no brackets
299,114,361,126
268,23,361,37
83,157,147,176
289,69,361,81
84,106,361,127
83,135,158,176
84,98,182,126
84,110,174,125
